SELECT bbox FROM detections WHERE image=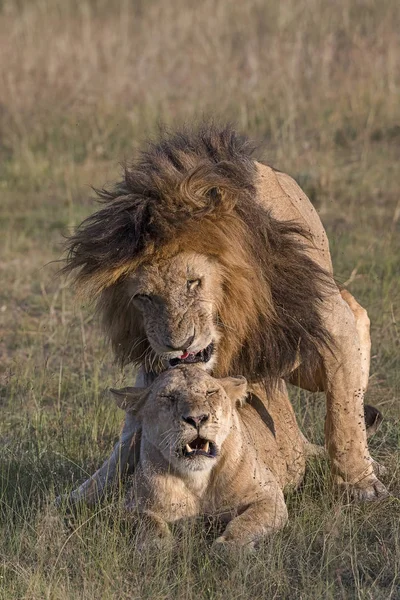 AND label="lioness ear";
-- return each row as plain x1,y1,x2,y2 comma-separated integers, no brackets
110,387,147,414
218,376,248,407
